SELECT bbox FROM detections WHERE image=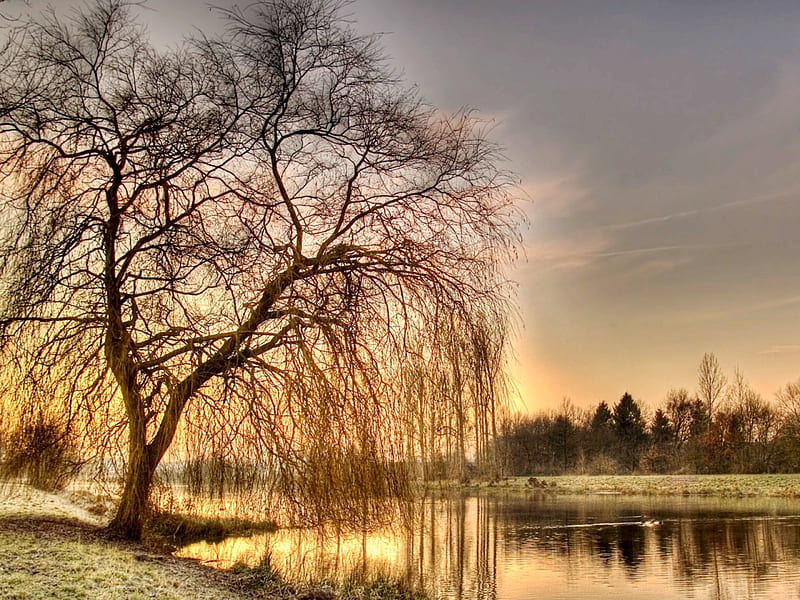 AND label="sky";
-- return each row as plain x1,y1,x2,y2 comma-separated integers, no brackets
5,0,800,413
347,0,800,413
